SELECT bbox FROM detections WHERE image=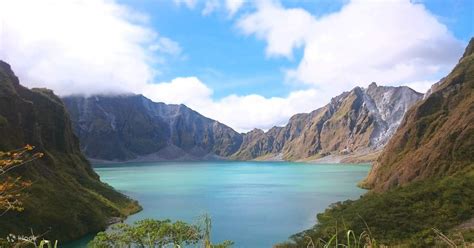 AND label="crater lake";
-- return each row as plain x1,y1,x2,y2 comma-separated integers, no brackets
66,161,370,247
